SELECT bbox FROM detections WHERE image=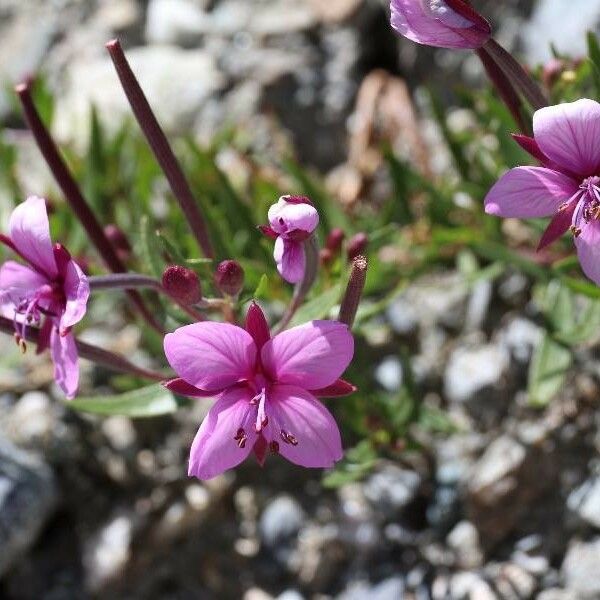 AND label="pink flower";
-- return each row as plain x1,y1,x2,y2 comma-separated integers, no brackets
485,99,600,286
0,196,89,398
163,302,356,480
390,0,491,50
260,196,319,284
